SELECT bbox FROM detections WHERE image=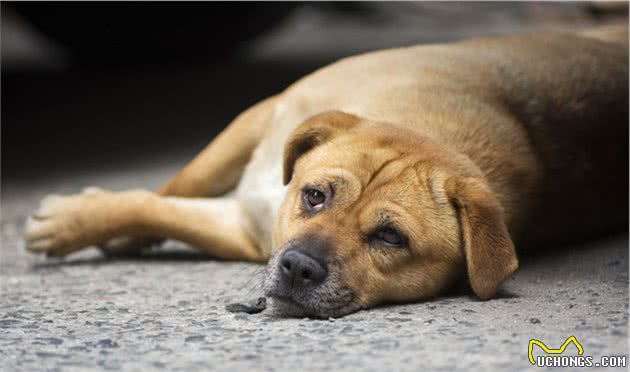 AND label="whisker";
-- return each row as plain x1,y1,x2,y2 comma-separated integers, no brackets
240,265,267,297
